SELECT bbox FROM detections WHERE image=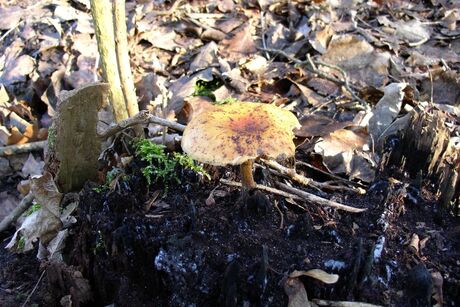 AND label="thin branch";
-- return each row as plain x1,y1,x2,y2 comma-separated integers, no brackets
98,110,185,139
0,192,34,233
0,141,47,157
261,159,362,194
220,179,304,201
0,20,22,43
21,269,46,307
296,161,367,189
220,179,366,213
276,182,366,213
